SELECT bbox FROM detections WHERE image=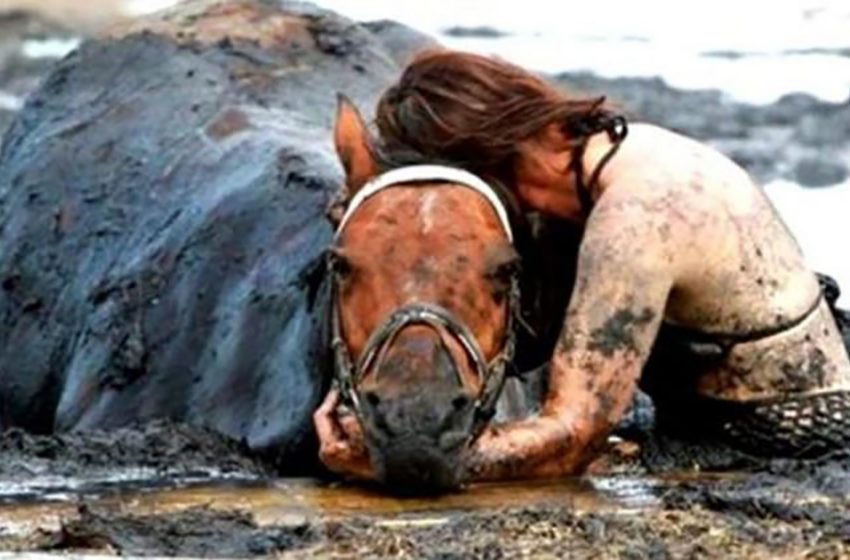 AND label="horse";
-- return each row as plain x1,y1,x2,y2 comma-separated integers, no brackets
0,0,575,490
327,97,530,491
0,0,440,466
